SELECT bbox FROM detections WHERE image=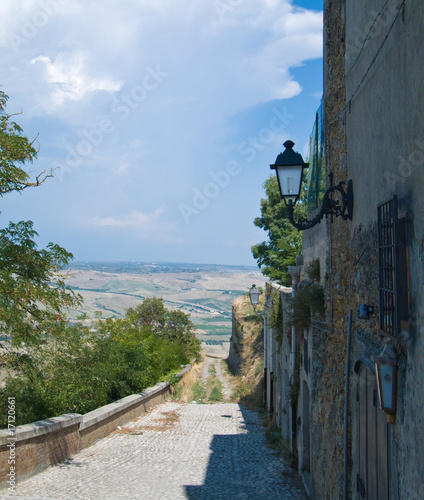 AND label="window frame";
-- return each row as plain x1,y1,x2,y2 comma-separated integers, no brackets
377,196,409,339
